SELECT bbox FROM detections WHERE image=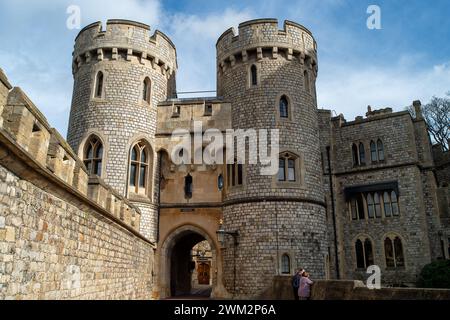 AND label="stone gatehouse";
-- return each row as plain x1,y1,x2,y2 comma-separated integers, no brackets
0,18,449,300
